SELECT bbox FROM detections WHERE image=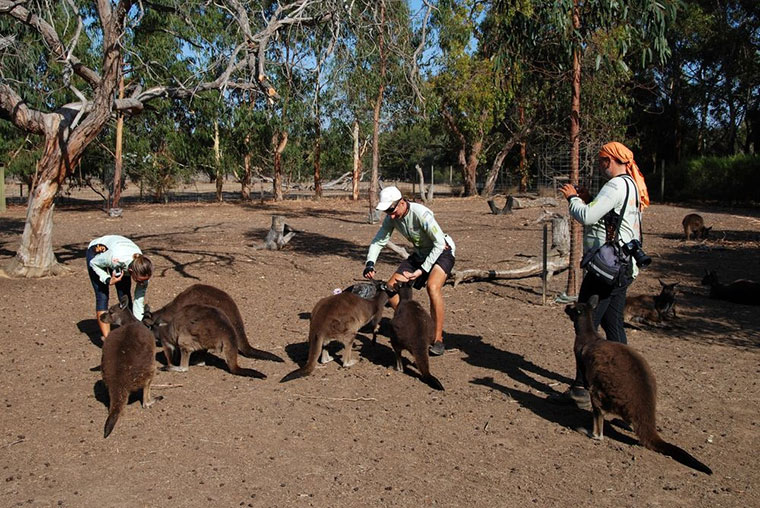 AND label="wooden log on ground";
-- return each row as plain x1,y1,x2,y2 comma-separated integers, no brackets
509,196,558,209
450,256,569,287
